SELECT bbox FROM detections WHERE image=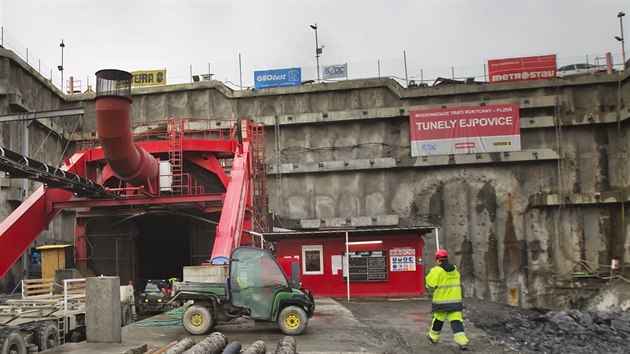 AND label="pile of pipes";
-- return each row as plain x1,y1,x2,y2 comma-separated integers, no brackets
145,332,297,354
